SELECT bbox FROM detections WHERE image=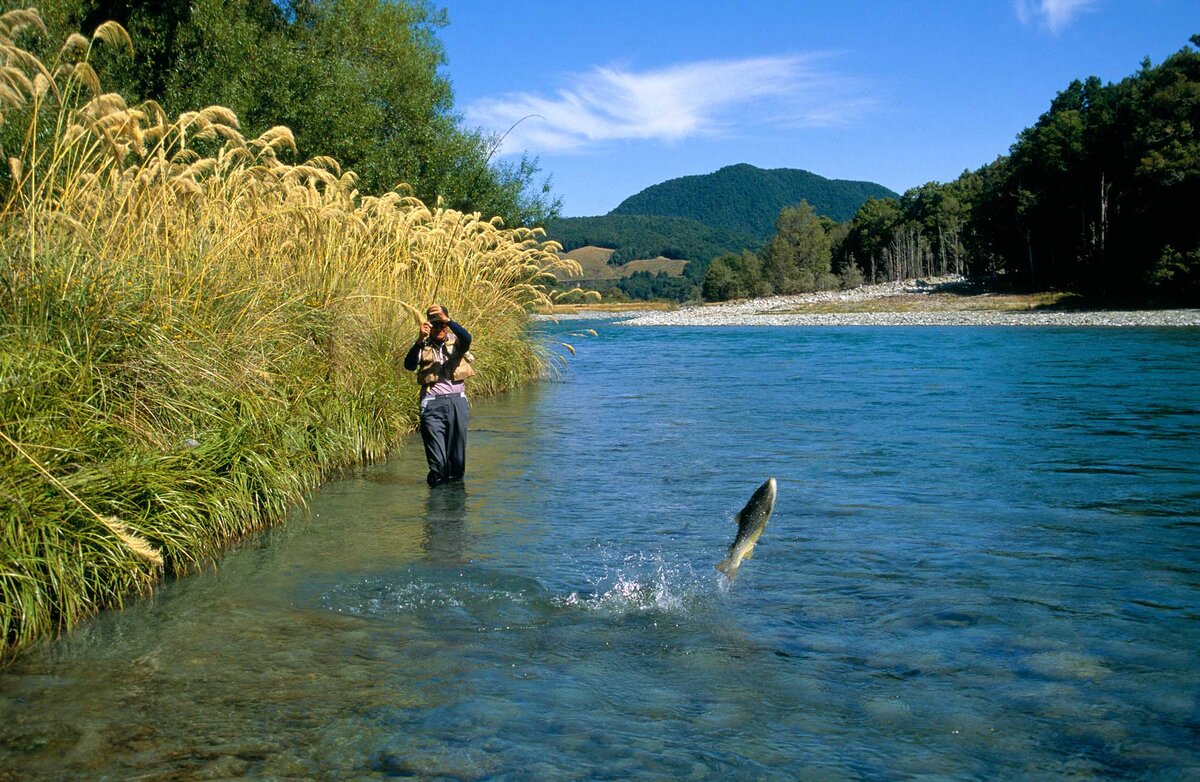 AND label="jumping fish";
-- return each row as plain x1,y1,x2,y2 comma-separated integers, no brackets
716,477,777,578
